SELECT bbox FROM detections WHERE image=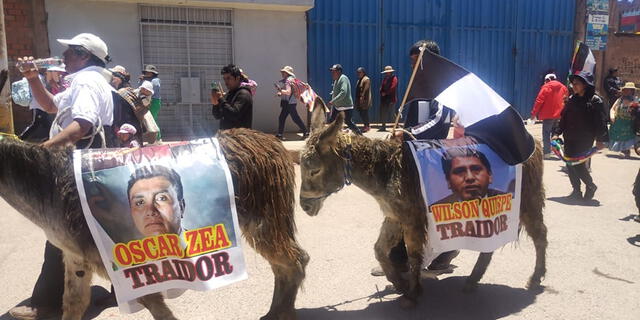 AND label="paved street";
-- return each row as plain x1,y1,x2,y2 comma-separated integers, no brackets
1,123,639,320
